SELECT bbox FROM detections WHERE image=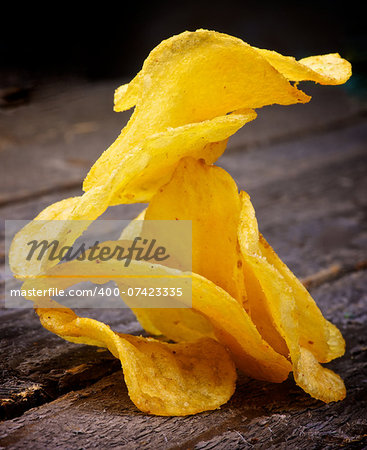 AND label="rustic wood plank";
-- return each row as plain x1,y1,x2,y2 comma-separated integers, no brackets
228,83,367,152
0,307,142,420
0,270,365,449
193,271,367,450
1,84,366,446
0,81,128,205
1,117,366,423
220,119,367,278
